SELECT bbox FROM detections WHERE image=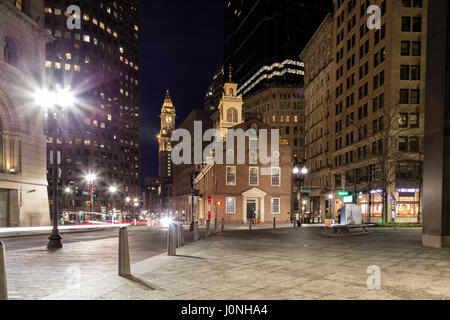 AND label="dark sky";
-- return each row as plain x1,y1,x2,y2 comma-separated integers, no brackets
140,1,224,183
